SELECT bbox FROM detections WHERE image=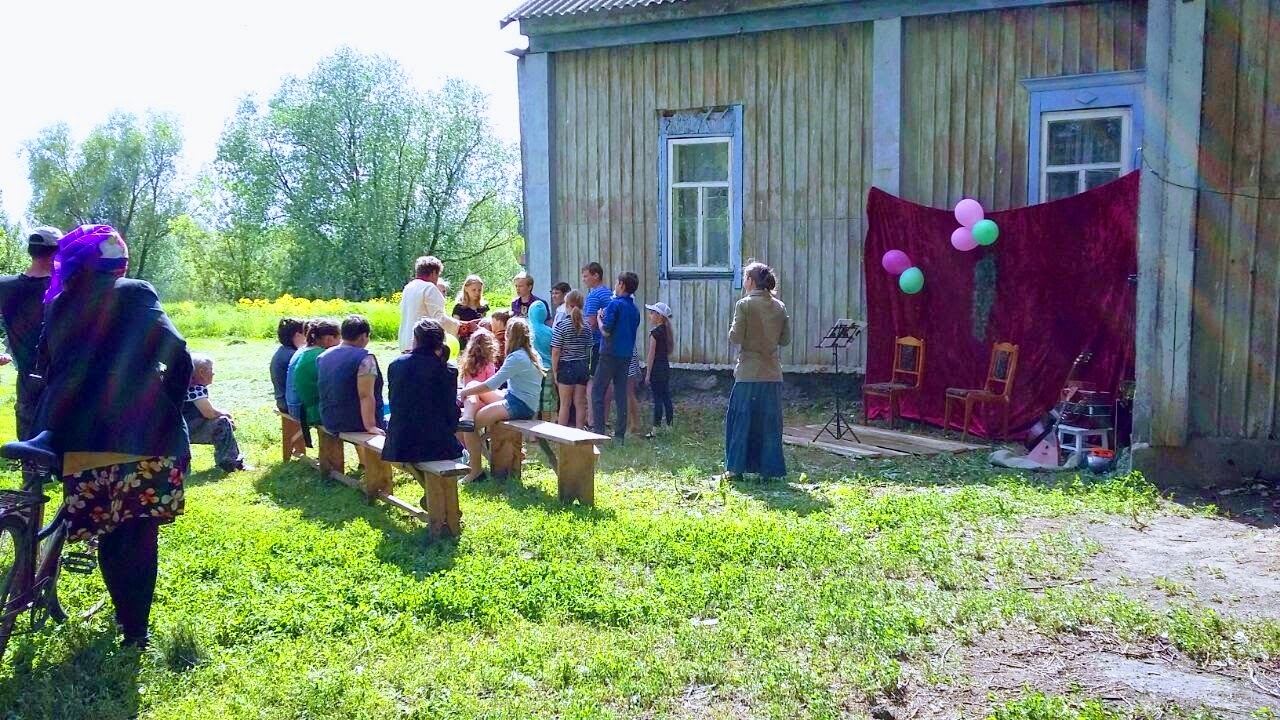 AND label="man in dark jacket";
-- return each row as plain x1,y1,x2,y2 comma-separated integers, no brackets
0,225,60,442
383,319,464,464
